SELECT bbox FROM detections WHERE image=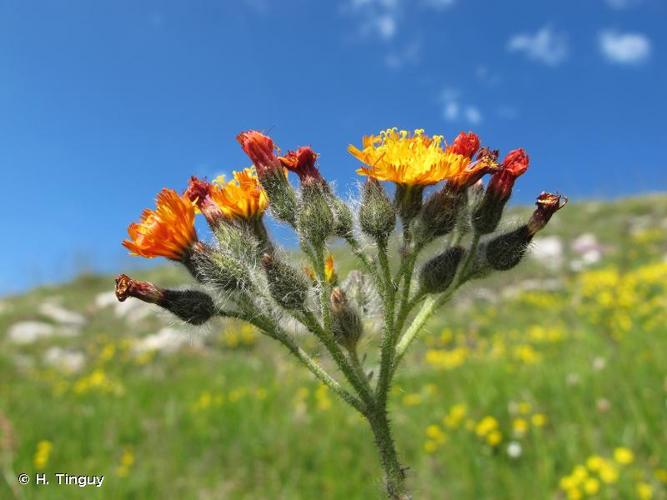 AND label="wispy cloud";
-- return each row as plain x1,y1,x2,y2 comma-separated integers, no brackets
421,0,457,10
385,40,421,69
439,89,483,125
604,0,643,9
346,0,401,41
598,30,651,65
507,26,569,66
